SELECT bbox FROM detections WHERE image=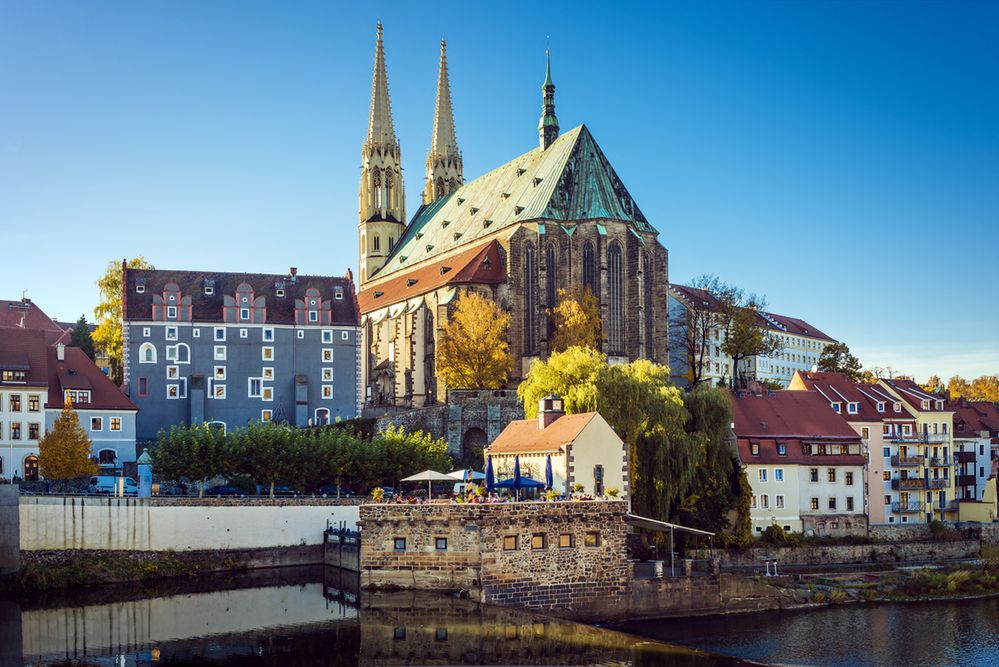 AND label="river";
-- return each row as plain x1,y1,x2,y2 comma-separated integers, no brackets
4,566,745,667
618,597,999,666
